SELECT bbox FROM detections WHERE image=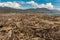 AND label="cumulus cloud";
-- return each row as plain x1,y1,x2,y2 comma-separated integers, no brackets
19,1,26,4
39,3,54,9
0,1,54,9
55,8,60,11
0,2,21,9
26,1,54,9
26,1,38,6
